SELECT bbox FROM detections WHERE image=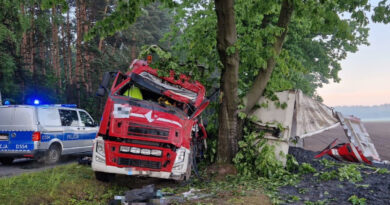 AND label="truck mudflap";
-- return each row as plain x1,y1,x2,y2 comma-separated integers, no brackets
91,137,191,179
